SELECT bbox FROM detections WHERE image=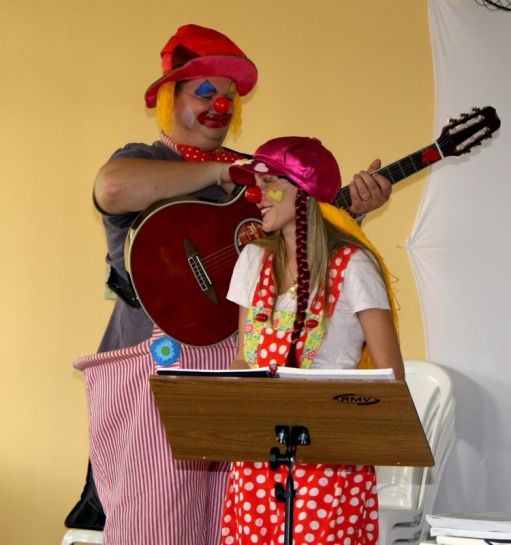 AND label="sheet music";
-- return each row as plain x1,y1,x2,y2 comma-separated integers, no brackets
276,367,395,380
156,367,269,377
156,367,395,380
